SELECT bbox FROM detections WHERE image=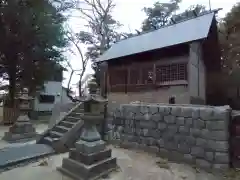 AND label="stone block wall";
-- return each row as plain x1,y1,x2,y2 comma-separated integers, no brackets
105,103,231,170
